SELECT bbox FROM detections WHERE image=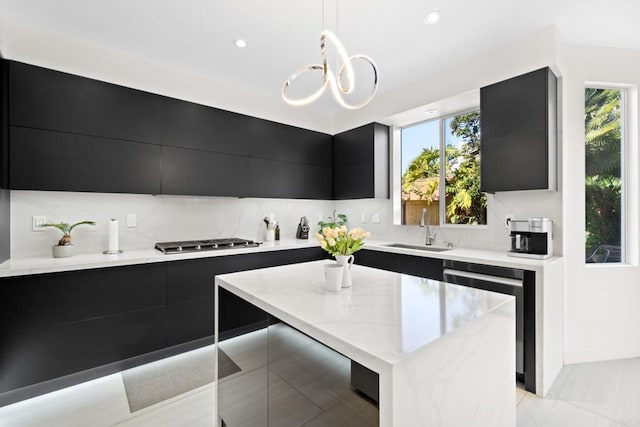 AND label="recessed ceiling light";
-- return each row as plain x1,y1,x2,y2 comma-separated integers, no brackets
235,39,247,48
425,108,439,115
424,11,442,25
